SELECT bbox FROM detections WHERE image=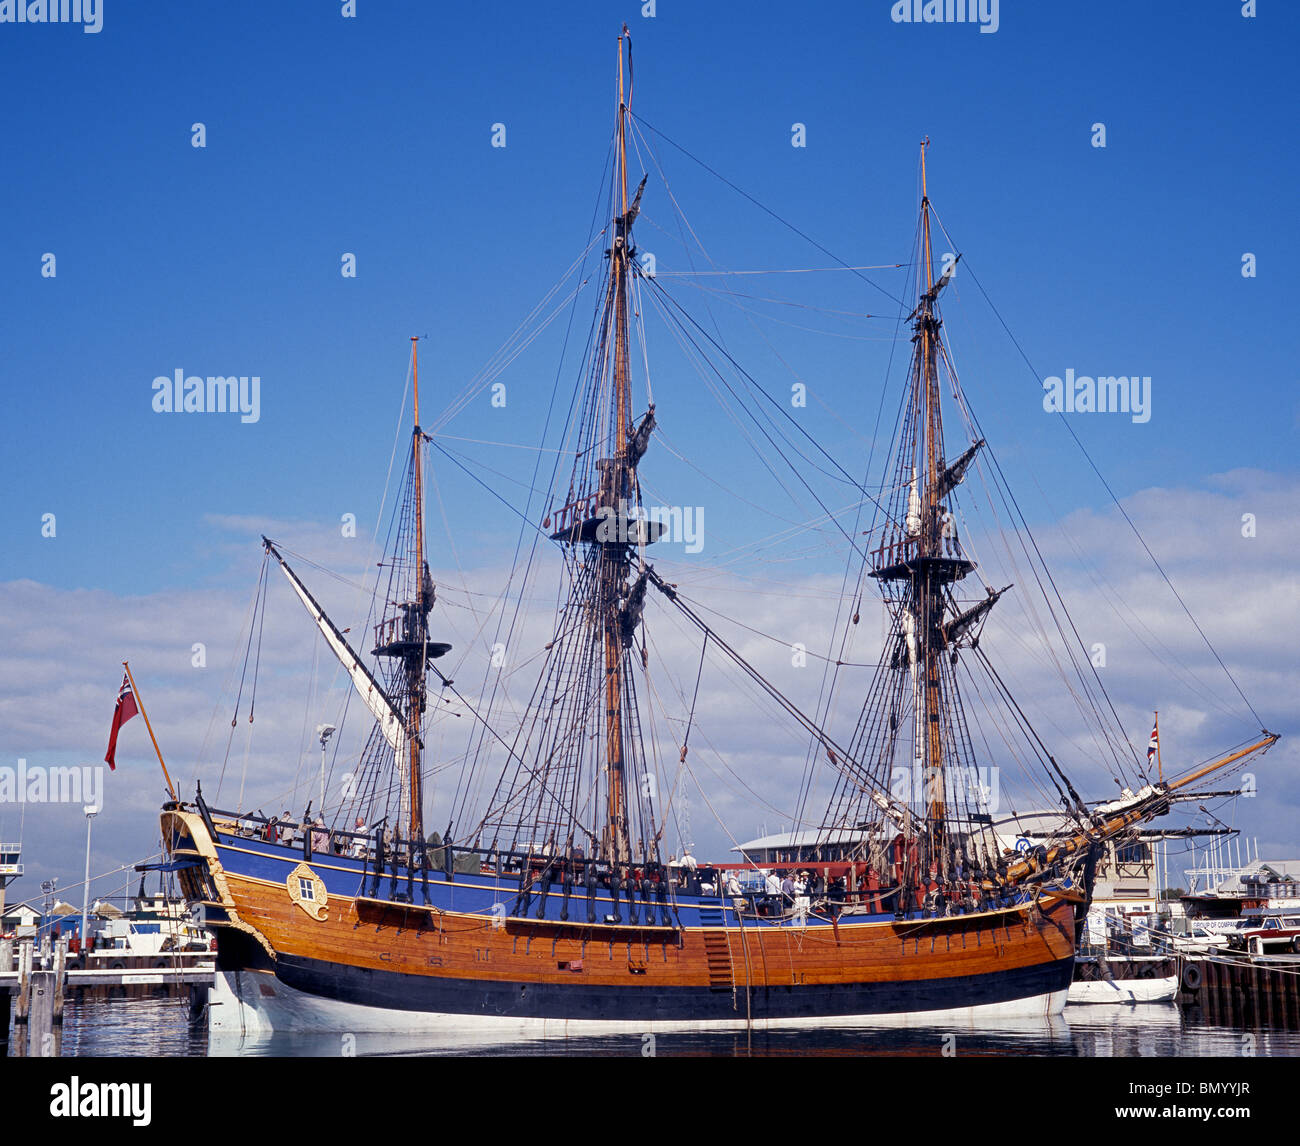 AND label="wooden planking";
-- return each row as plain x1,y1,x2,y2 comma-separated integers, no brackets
168,808,1075,996
223,869,1075,993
